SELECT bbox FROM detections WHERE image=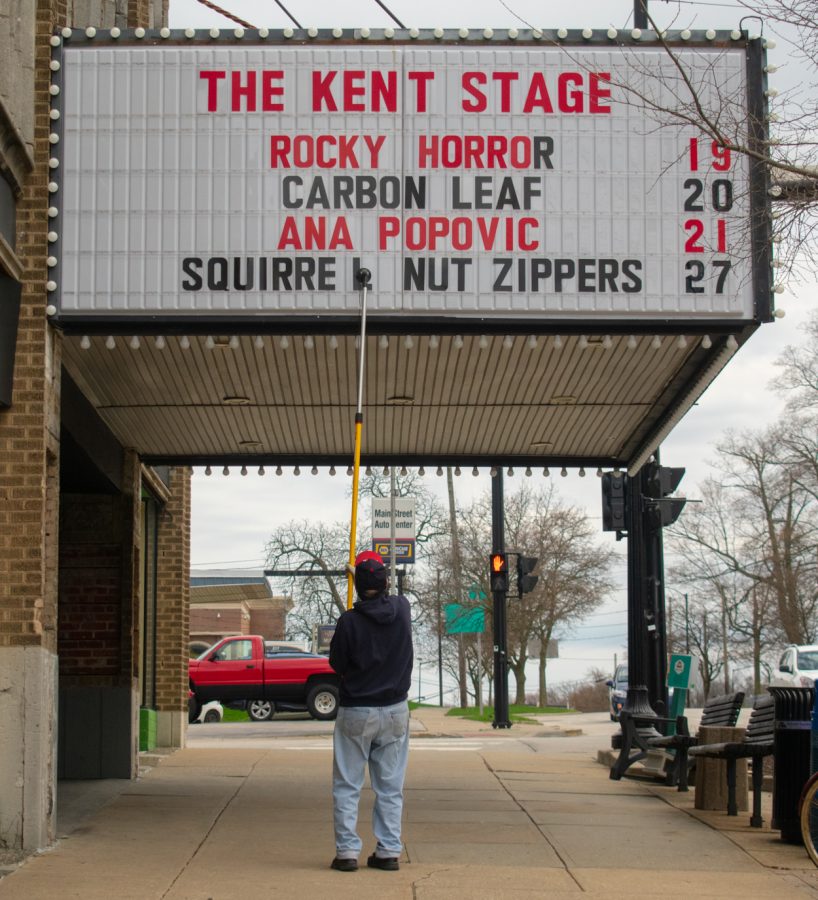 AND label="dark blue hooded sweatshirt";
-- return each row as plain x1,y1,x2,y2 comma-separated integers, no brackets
329,592,413,707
